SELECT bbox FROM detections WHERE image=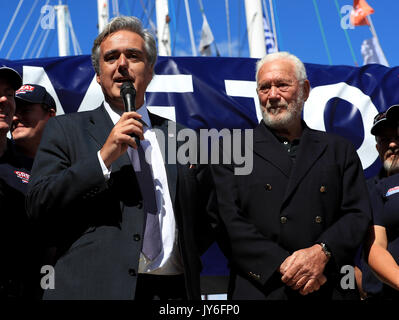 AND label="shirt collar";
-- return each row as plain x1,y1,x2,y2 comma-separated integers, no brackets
103,99,152,128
